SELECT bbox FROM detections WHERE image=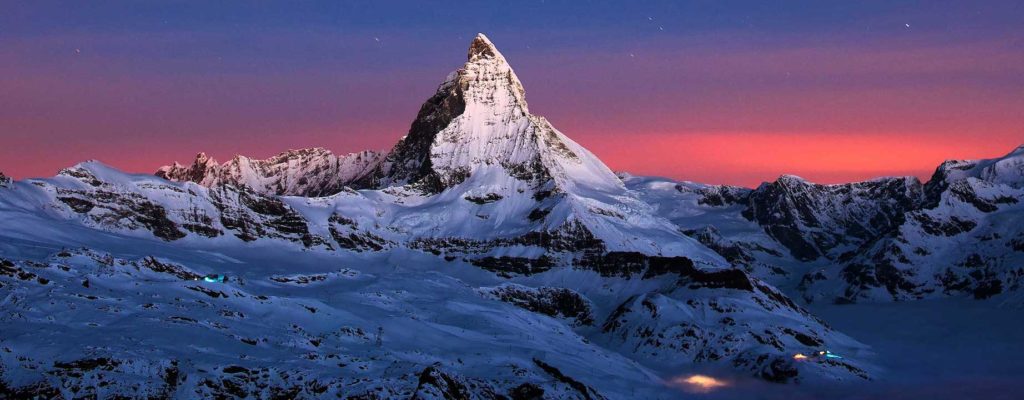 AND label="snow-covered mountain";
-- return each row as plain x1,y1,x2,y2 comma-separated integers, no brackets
627,146,1024,305
148,35,1024,306
802,146,1024,303
157,148,383,197
334,34,723,264
352,34,617,195
159,34,725,265
743,175,924,262
0,34,881,398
